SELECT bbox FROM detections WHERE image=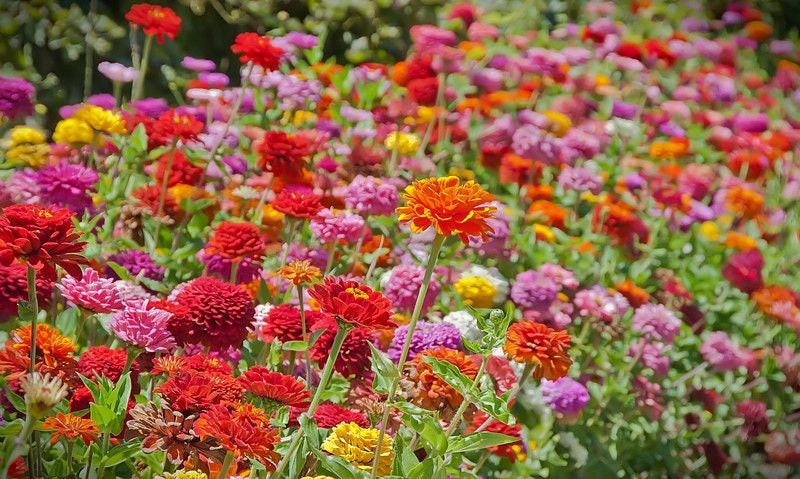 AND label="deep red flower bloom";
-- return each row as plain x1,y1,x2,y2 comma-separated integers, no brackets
206,221,265,261
722,249,764,294
154,150,204,188
591,198,650,248
313,402,369,428
257,131,312,179
165,277,255,349
407,77,439,106
736,400,769,441
0,204,87,278
617,42,643,60
69,386,94,413
448,4,478,26
132,184,180,218
310,316,373,378
77,345,137,384
466,411,523,461
405,54,436,82
238,366,311,409
125,4,181,44
0,263,53,321
151,110,203,144
231,33,283,70
271,189,324,219
156,370,244,414
307,276,395,330
194,404,281,468
257,304,328,343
